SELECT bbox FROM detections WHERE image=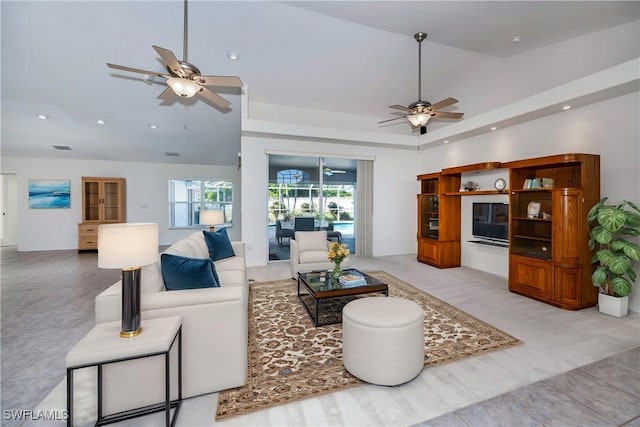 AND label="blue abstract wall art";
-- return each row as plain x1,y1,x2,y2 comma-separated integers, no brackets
28,180,70,209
